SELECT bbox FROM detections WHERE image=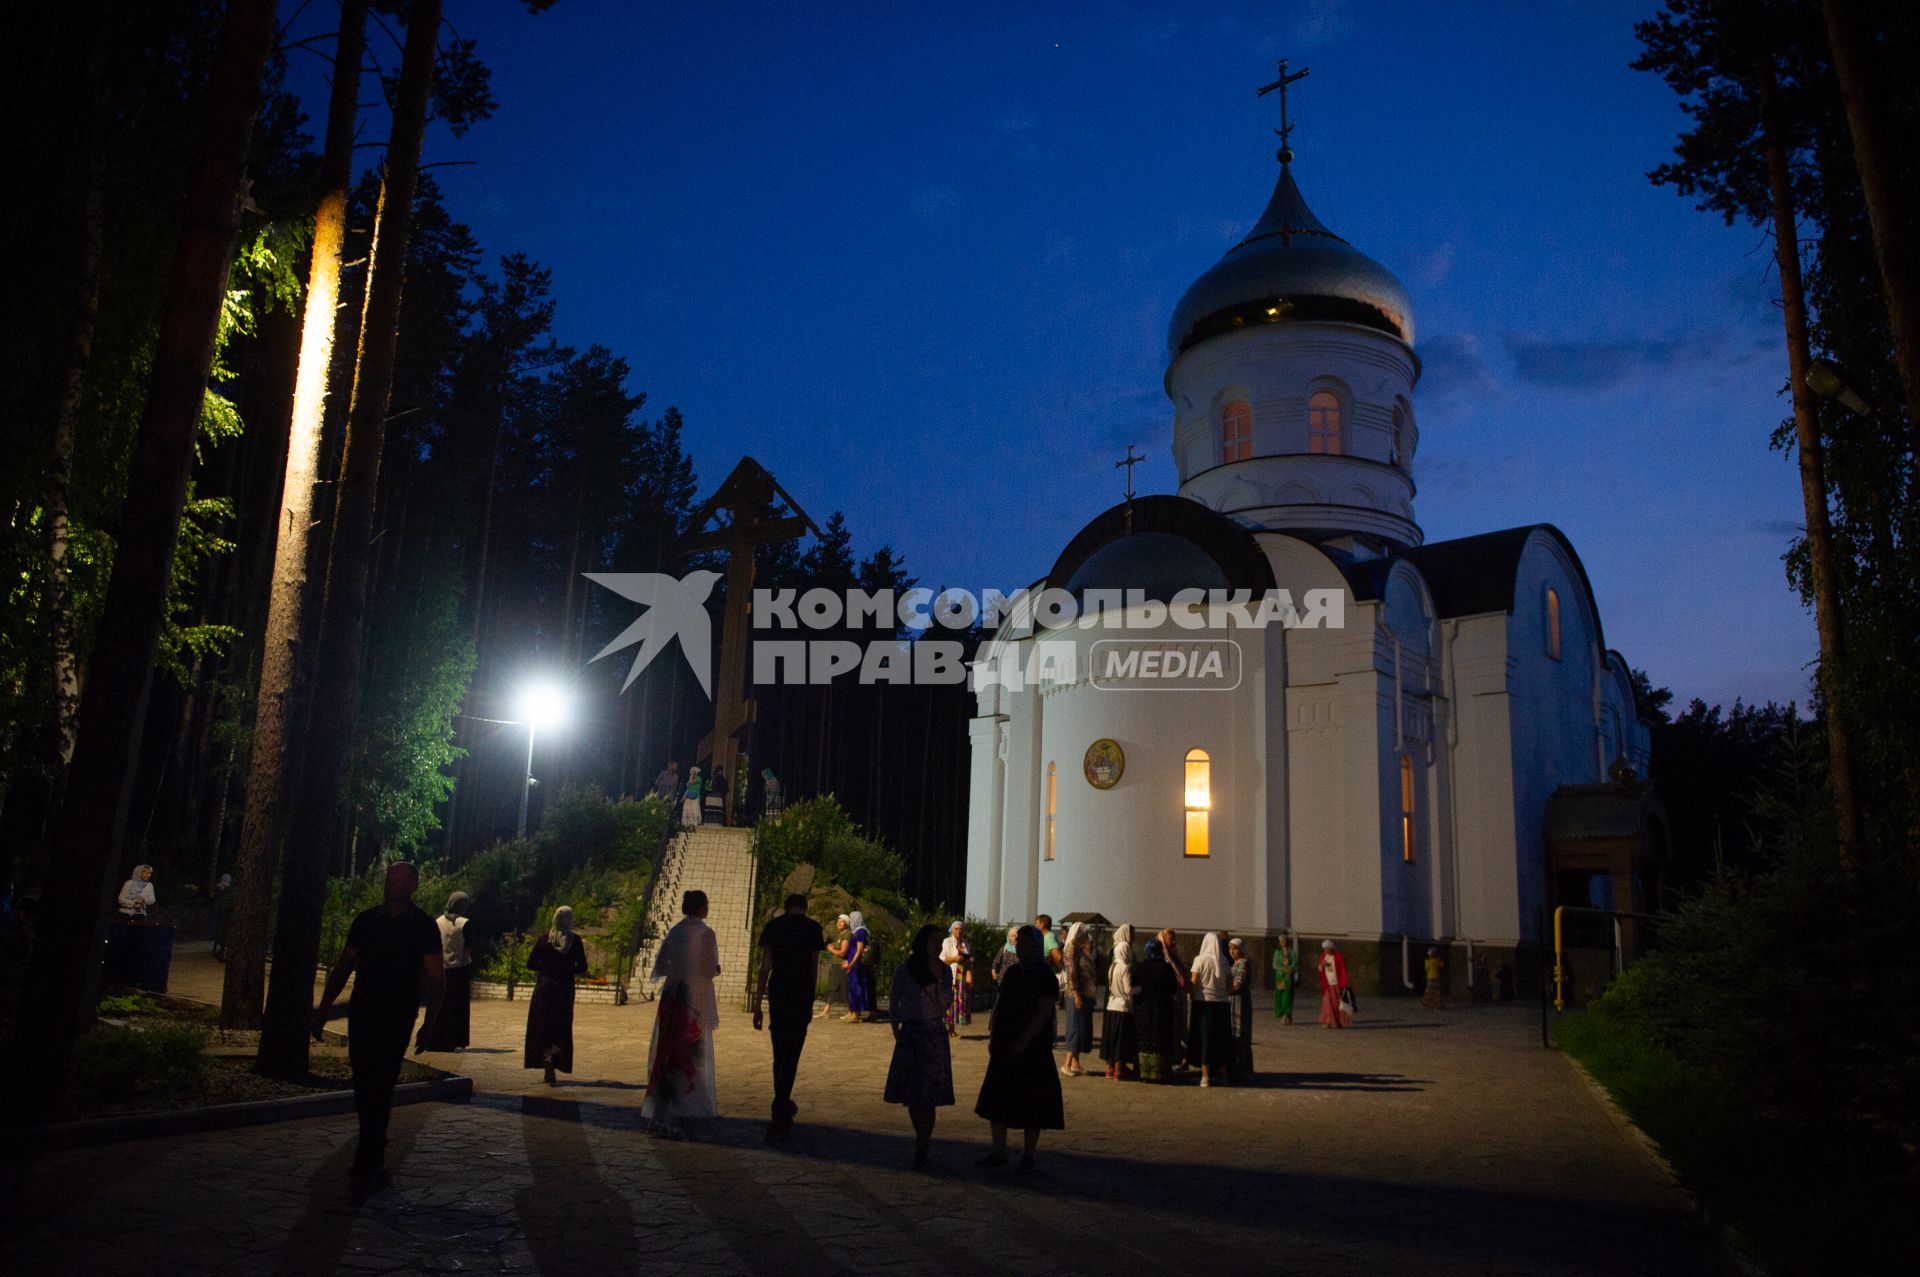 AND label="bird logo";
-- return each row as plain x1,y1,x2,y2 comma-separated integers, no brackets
584,570,723,697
